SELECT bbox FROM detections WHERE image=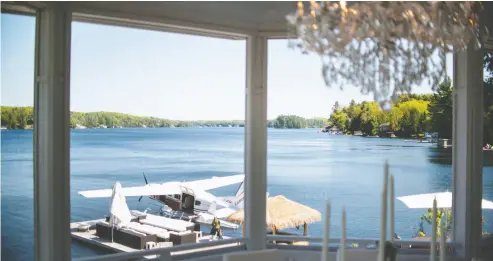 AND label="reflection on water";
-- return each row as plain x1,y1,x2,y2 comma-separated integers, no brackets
428,147,493,166
427,148,453,165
